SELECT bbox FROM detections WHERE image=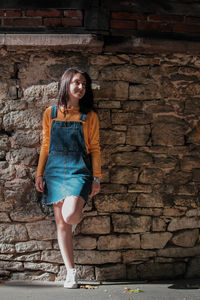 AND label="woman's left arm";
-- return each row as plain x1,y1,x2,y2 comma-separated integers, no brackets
87,111,101,197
